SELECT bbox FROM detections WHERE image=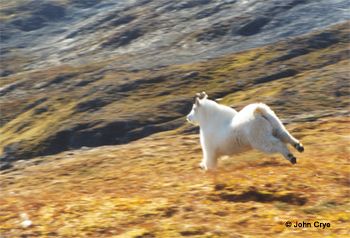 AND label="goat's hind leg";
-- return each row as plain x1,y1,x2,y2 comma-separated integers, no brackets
252,135,297,164
275,127,304,153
